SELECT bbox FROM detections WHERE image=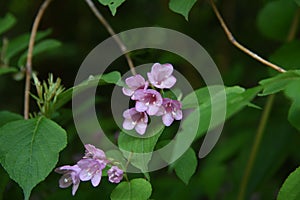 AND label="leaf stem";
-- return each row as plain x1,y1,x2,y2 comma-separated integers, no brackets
237,94,275,200
24,0,53,119
208,0,286,73
84,0,136,75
